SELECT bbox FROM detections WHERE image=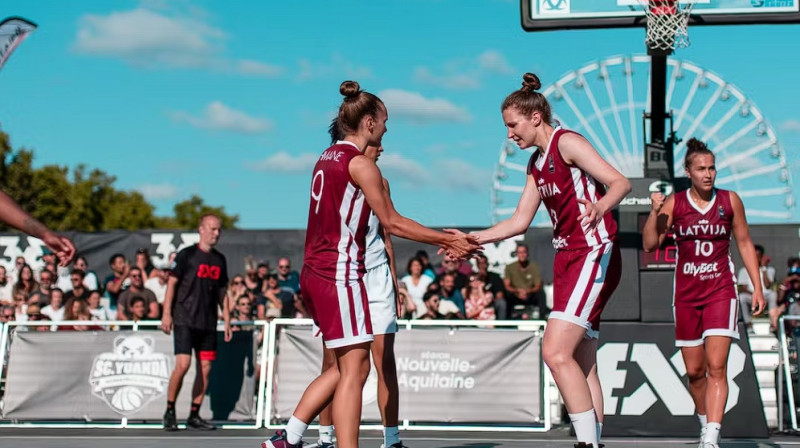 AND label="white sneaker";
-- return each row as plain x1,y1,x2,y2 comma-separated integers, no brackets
697,426,706,448
702,443,720,448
